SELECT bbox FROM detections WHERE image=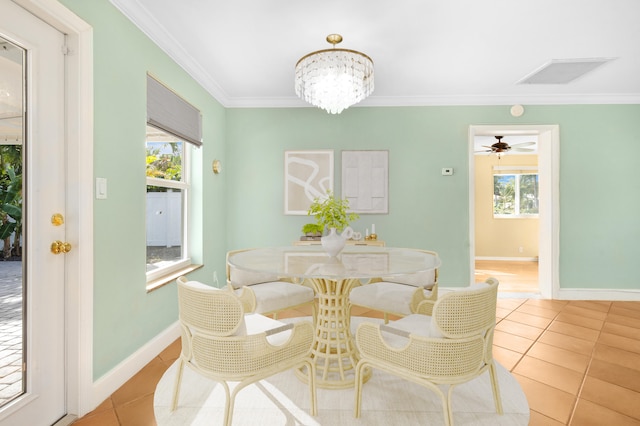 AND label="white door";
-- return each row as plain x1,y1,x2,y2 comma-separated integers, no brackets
0,1,66,424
